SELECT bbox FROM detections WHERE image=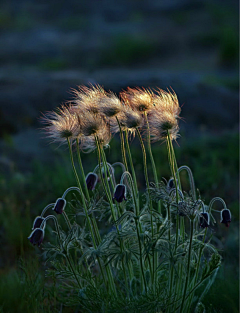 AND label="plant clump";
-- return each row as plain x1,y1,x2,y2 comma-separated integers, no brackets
29,84,230,313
